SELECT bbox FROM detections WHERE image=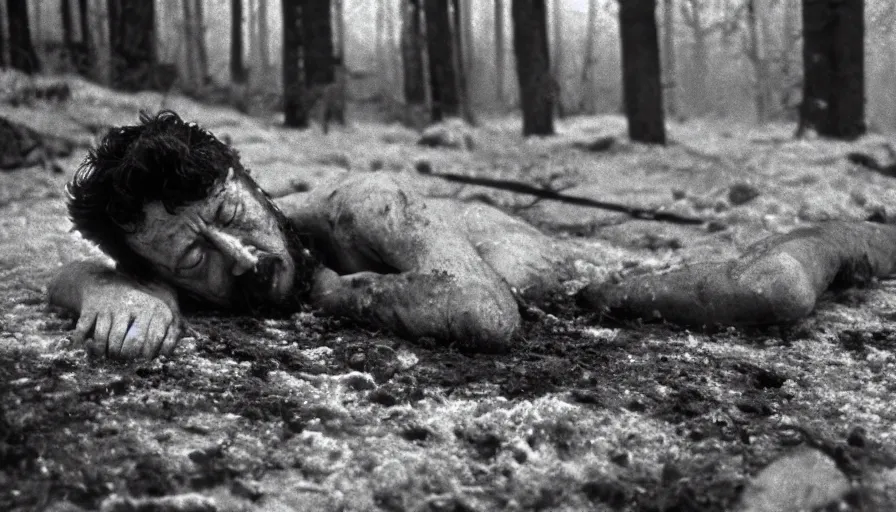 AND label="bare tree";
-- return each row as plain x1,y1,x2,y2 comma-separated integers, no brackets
258,0,270,78
620,0,666,144
551,0,565,117
451,0,475,123
746,0,770,122
61,0,74,63
402,0,427,127
0,2,5,68
77,0,91,76
303,0,334,90
194,0,209,84
800,0,865,139
333,0,344,63
232,0,247,83
248,0,258,84
108,0,155,90
7,0,40,74
512,0,554,136
376,0,385,90
425,0,461,120
679,0,743,115
282,0,307,127
661,0,678,118
495,0,505,105
183,0,199,90
579,0,598,114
